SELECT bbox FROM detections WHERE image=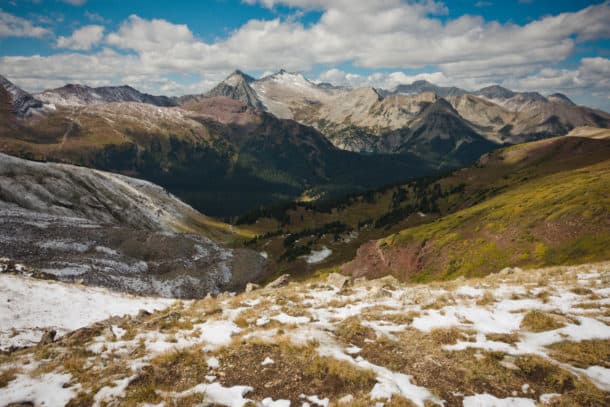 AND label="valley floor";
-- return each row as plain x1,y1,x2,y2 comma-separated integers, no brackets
1,262,609,406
